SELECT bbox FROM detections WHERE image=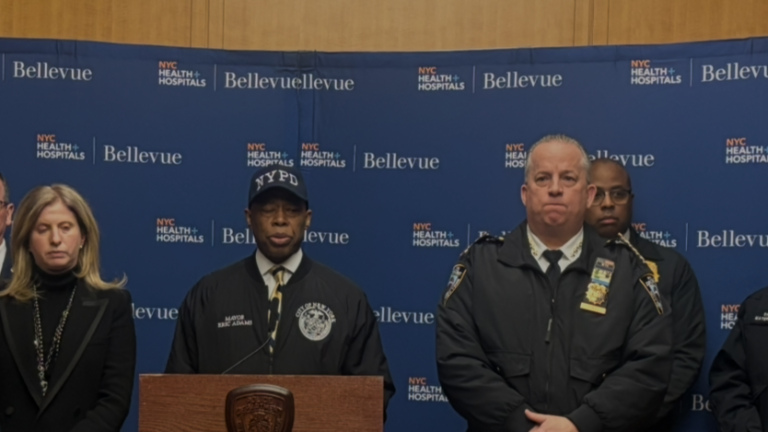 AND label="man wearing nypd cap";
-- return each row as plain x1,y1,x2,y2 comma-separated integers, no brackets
166,165,395,416
436,135,672,432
